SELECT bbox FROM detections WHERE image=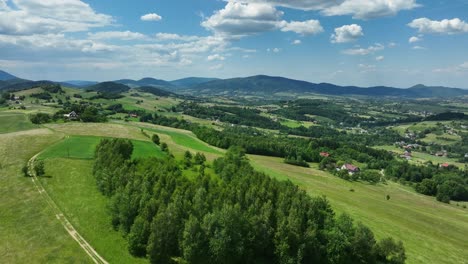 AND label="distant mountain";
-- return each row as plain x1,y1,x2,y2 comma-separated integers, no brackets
0,70,18,81
170,77,219,88
115,78,173,88
88,82,131,93
63,80,98,87
185,75,468,98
